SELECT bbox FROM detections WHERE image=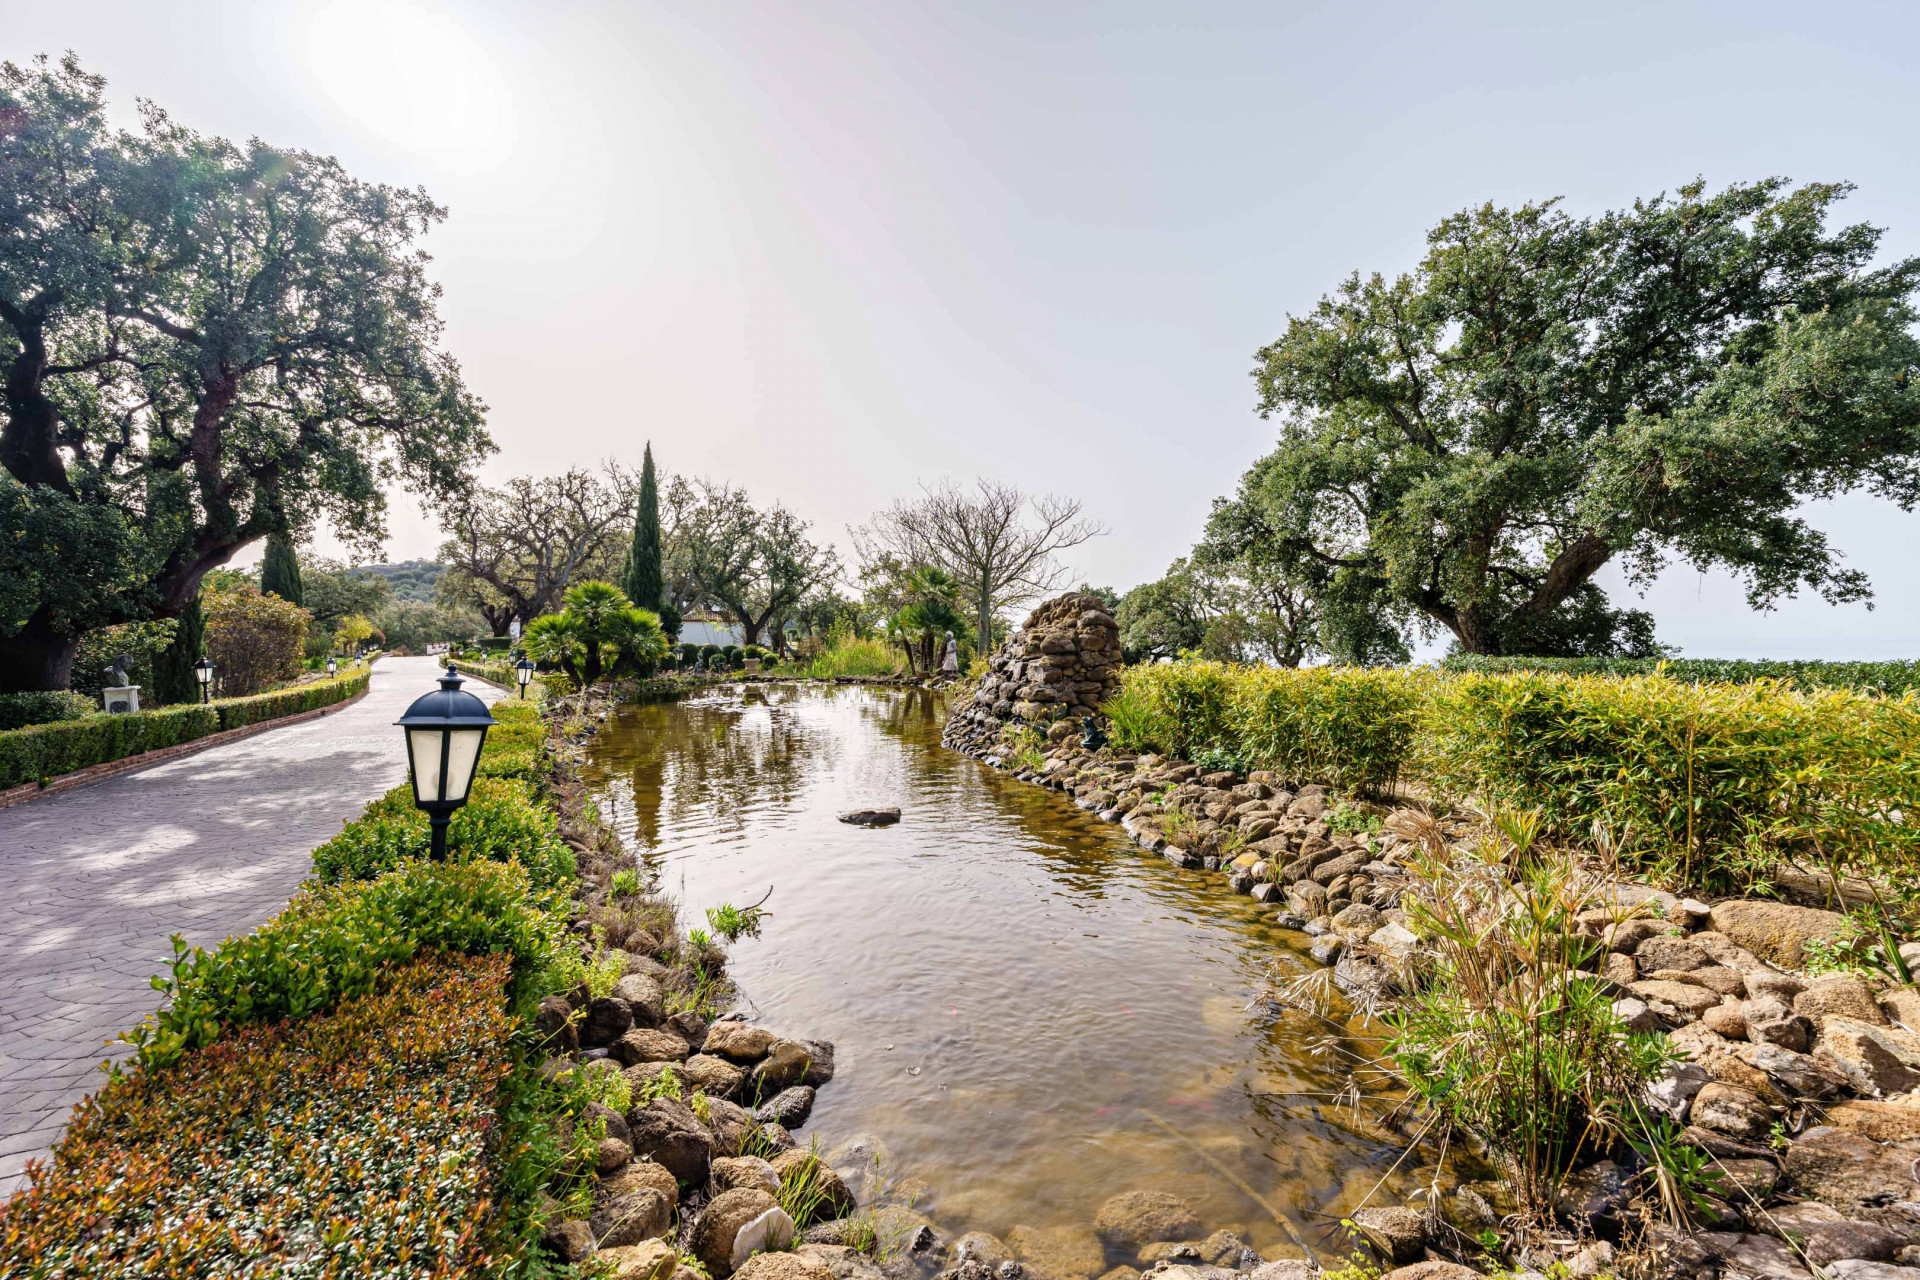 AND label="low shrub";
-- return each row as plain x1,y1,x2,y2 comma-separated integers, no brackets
476,745,542,781
125,857,560,1071
1110,660,1426,795
0,703,219,789
0,670,368,790
1440,654,1920,696
0,690,95,730
1423,670,1920,891
0,956,519,1276
213,668,370,730
311,777,575,889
